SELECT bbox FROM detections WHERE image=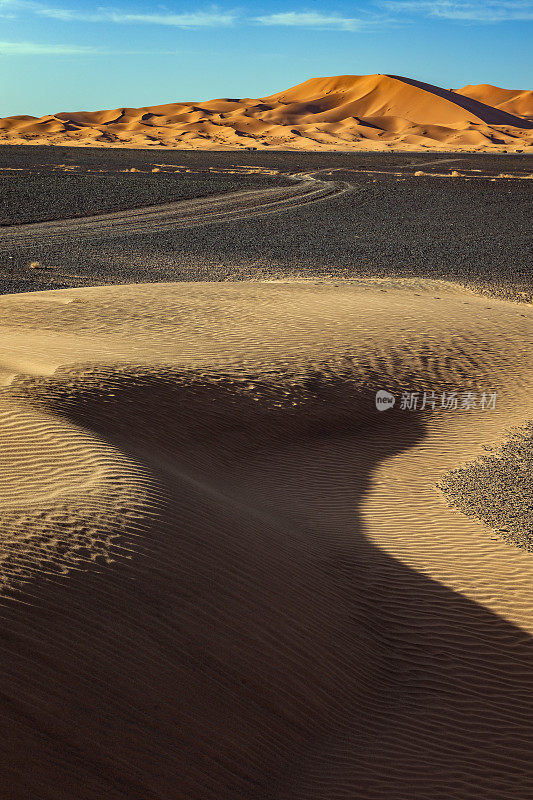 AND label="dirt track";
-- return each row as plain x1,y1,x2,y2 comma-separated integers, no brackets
0,171,352,247
1,150,531,300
